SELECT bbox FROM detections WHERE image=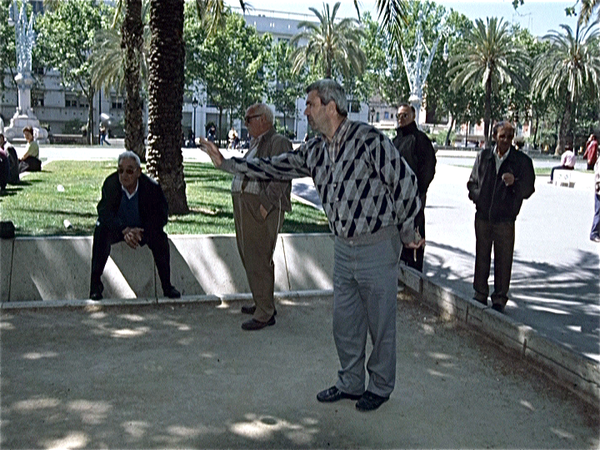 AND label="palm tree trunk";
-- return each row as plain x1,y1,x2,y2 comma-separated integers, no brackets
122,0,146,161
87,87,95,145
146,0,189,214
555,99,572,156
484,77,492,147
